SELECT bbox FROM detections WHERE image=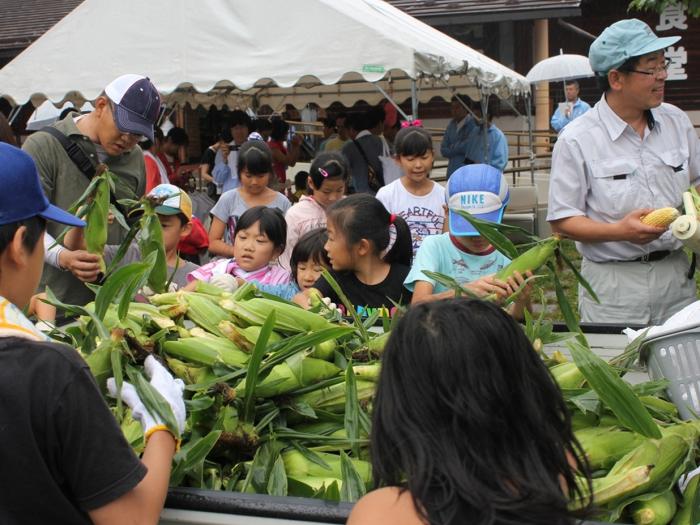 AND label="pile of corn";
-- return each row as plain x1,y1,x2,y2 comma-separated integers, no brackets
53,274,700,520
65,281,383,500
